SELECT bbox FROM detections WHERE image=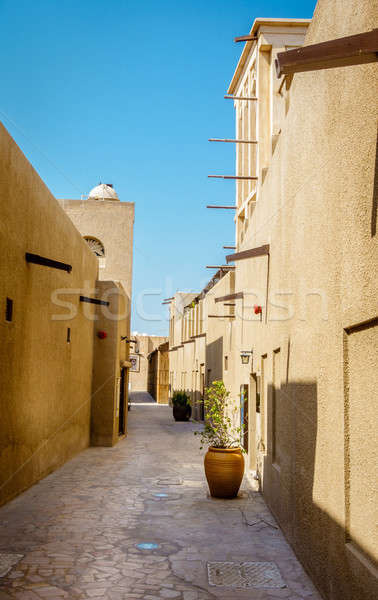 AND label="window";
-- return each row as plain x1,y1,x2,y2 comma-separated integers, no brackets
84,236,105,257
224,355,228,371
